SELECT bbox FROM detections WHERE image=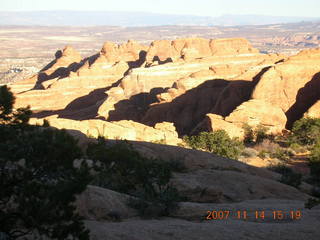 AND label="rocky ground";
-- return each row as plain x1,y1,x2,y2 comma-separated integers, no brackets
74,141,320,240
5,36,320,239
